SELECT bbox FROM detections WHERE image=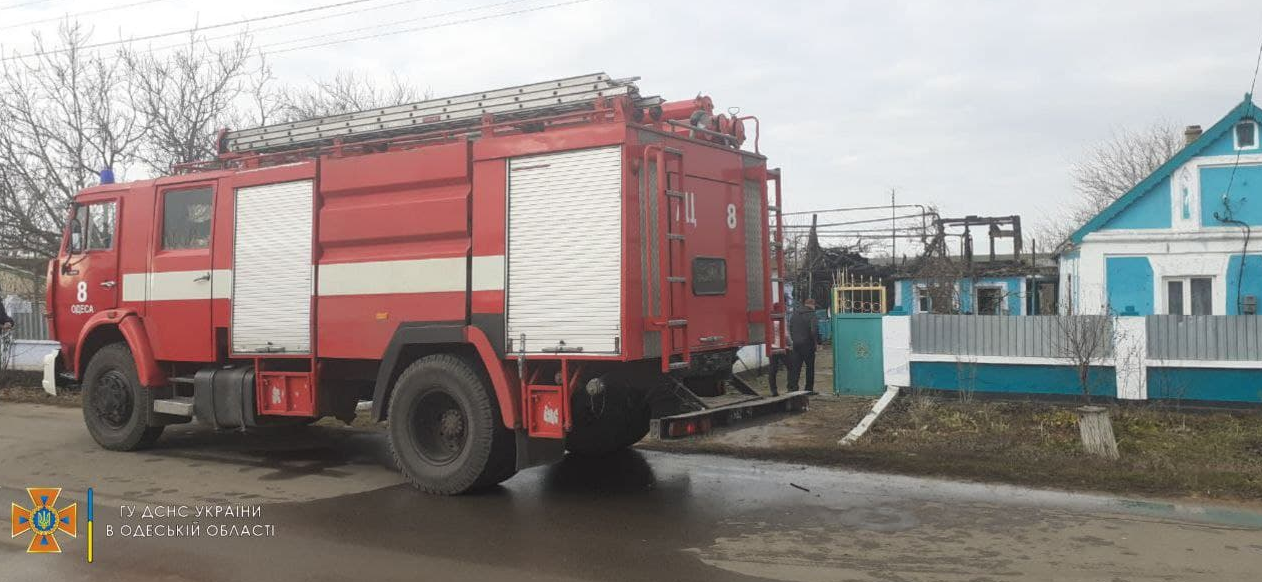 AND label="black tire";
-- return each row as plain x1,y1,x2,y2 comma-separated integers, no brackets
566,389,651,457
82,343,164,451
387,354,516,495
